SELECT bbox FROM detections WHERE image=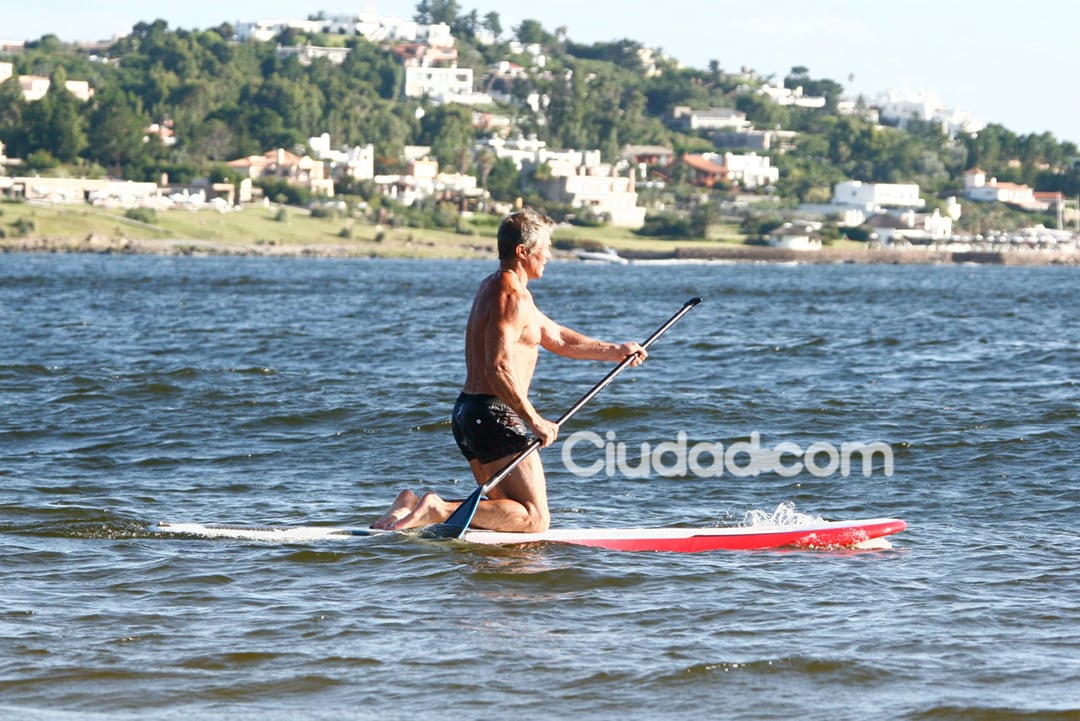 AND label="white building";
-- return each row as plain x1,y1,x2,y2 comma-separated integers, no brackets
837,99,880,124
373,156,482,207
717,152,779,189
539,149,602,177
759,83,826,108
403,65,492,104
357,14,420,42
876,89,984,137
3,62,94,102
962,168,1044,210
308,133,375,181
235,18,325,42
477,136,548,169
19,75,51,101
671,106,750,131
549,169,647,228
8,176,159,205
420,22,455,48
711,129,799,153
831,180,925,211
478,136,645,227
276,44,350,66
235,13,443,45
768,223,822,251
